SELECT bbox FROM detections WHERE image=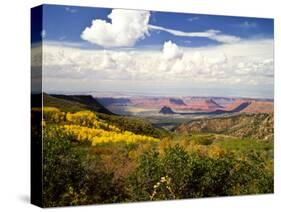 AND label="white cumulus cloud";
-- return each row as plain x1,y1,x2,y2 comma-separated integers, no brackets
81,9,150,48
162,41,183,60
